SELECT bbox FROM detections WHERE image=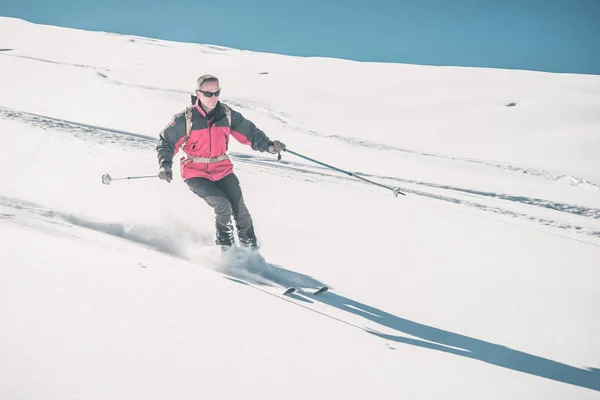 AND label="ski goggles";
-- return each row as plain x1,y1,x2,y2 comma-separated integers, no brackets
198,89,221,98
